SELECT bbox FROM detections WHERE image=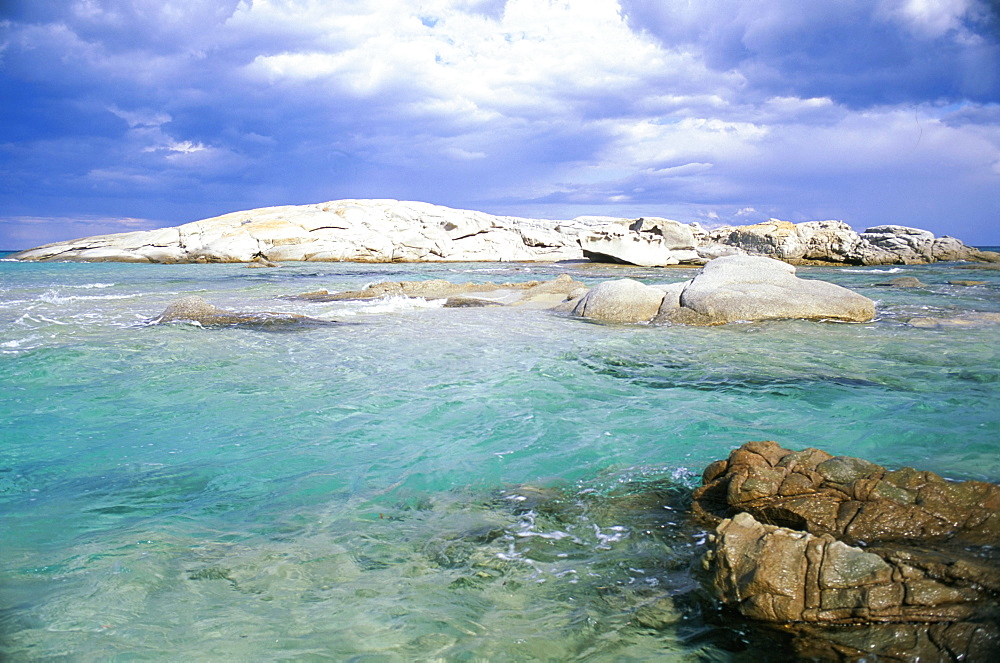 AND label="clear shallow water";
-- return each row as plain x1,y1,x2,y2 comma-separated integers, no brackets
1,256,998,661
